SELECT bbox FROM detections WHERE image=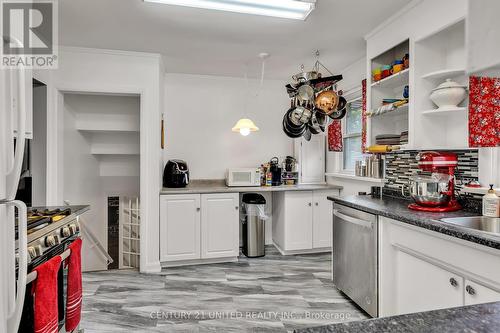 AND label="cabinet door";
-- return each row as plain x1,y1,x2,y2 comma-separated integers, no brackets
160,194,201,262
312,190,335,248
11,68,33,139
285,191,313,251
201,193,239,259
464,280,500,306
298,136,325,184
396,251,463,314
